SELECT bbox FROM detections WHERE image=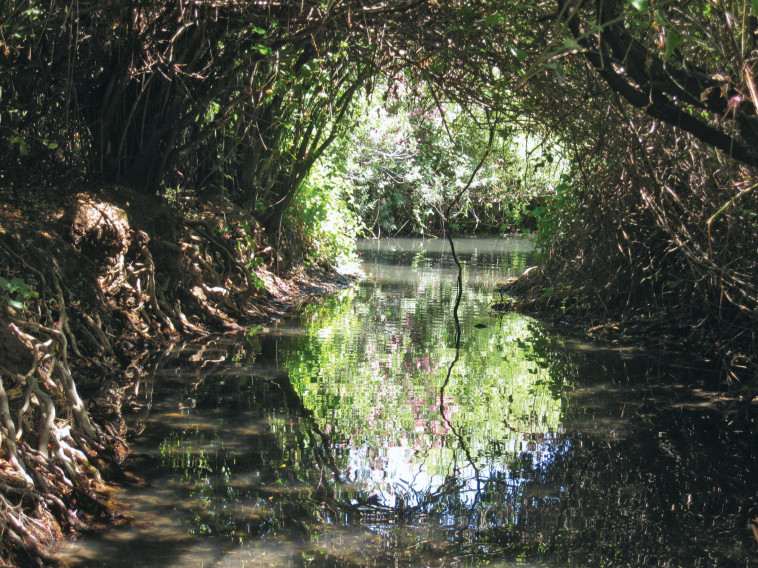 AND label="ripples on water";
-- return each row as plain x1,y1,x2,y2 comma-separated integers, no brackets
57,238,758,568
